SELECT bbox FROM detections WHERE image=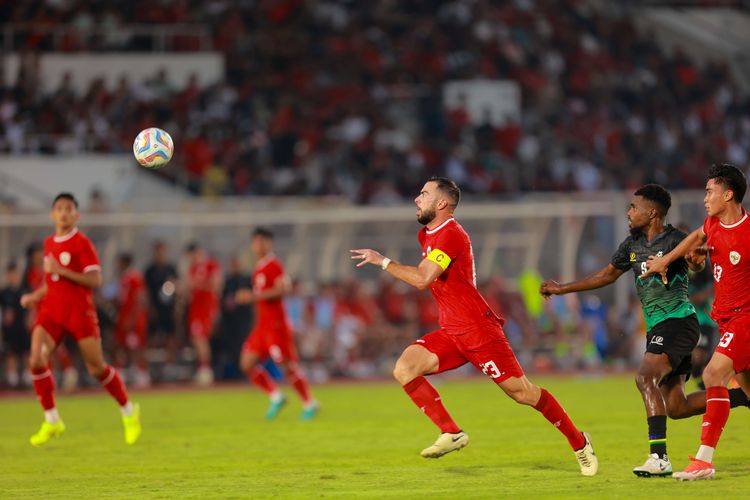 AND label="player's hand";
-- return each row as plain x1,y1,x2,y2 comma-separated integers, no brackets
20,293,38,308
686,246,711,266
350,249,385,268
641,255,668,284
44,256,63,275
235,288,254,304
539,280,562,298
